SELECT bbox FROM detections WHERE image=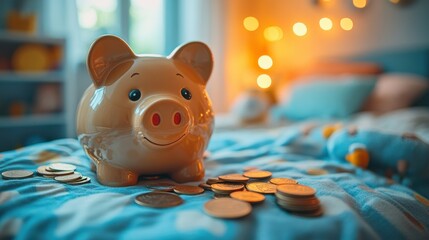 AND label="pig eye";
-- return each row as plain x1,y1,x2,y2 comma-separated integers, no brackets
128,89,141,101
181,88,192,100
